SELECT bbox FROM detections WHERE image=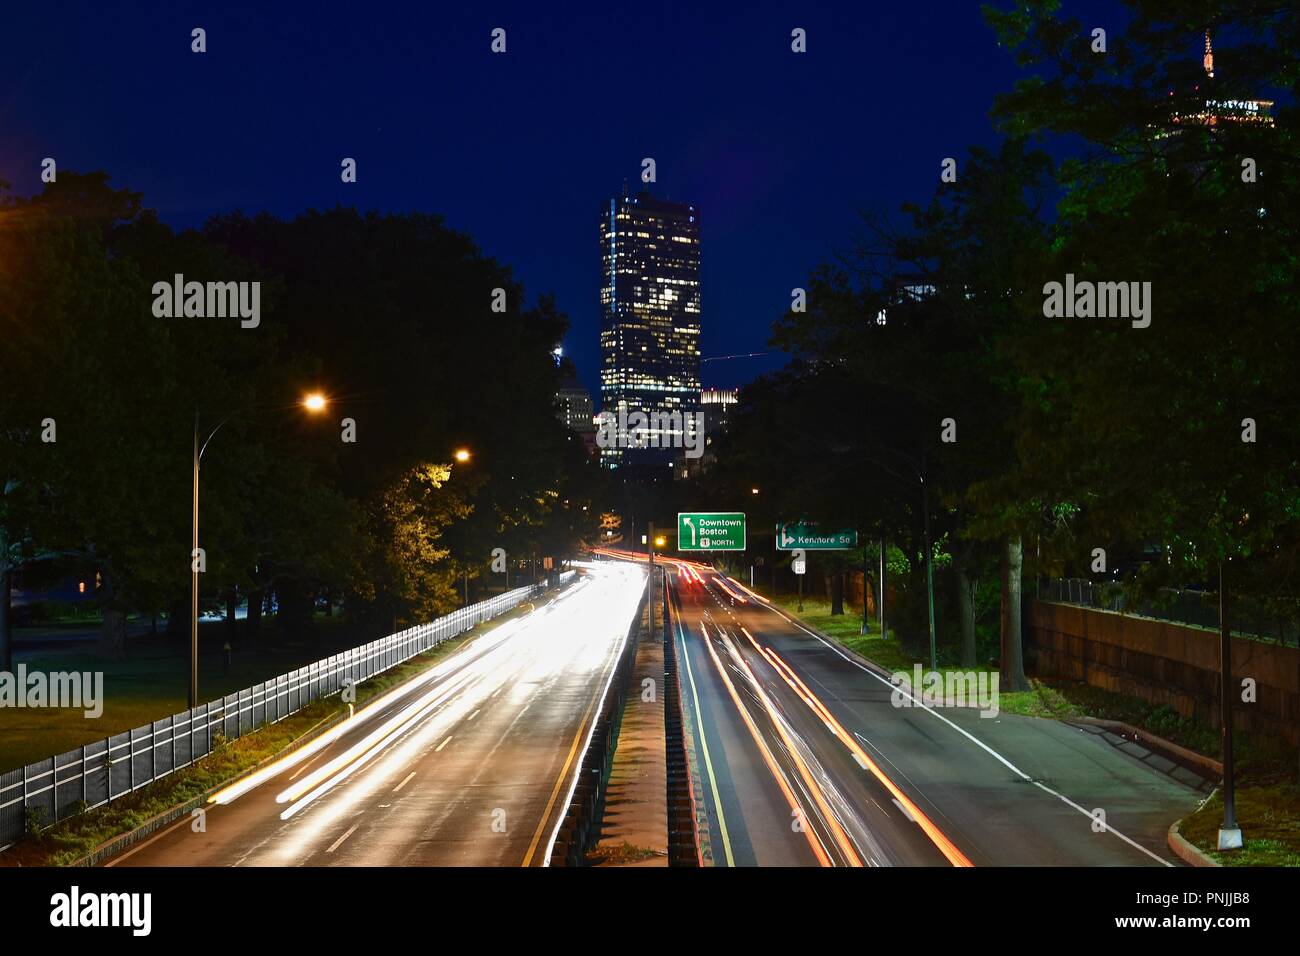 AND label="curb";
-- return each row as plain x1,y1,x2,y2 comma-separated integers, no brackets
1168,815,1221,868
768,597,1225,786
1061,715,1223,783
72,707,347,867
